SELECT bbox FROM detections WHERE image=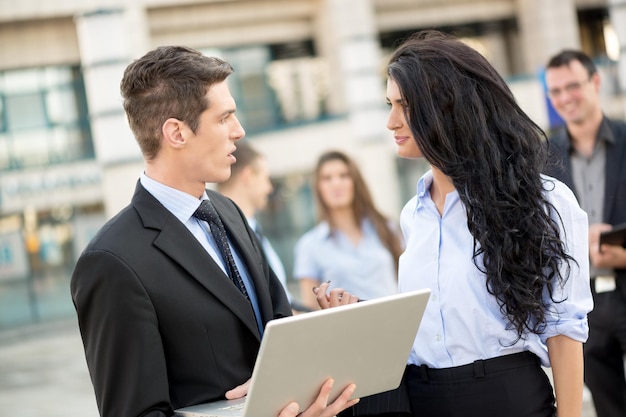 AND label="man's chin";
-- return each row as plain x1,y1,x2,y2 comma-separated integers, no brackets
564,116,584,125
216,168,233,184
558,109,584,125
